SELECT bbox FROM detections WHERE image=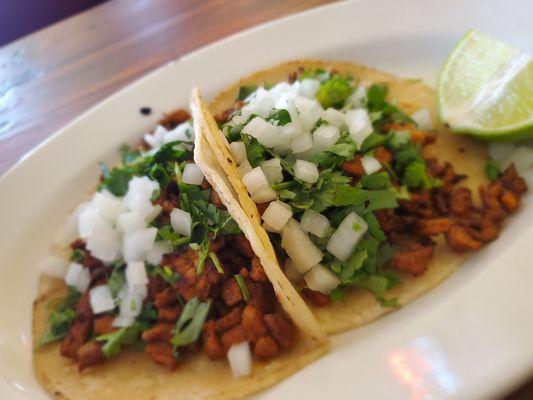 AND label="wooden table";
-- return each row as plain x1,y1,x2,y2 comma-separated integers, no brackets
0,0,530,398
